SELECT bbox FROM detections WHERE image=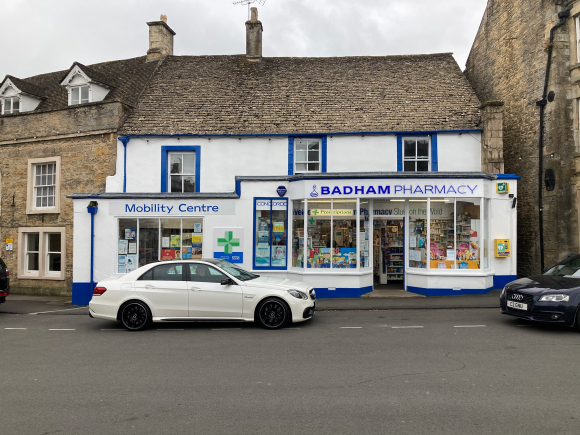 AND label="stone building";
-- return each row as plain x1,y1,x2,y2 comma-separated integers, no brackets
0,18,171,295
465,0,580,276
